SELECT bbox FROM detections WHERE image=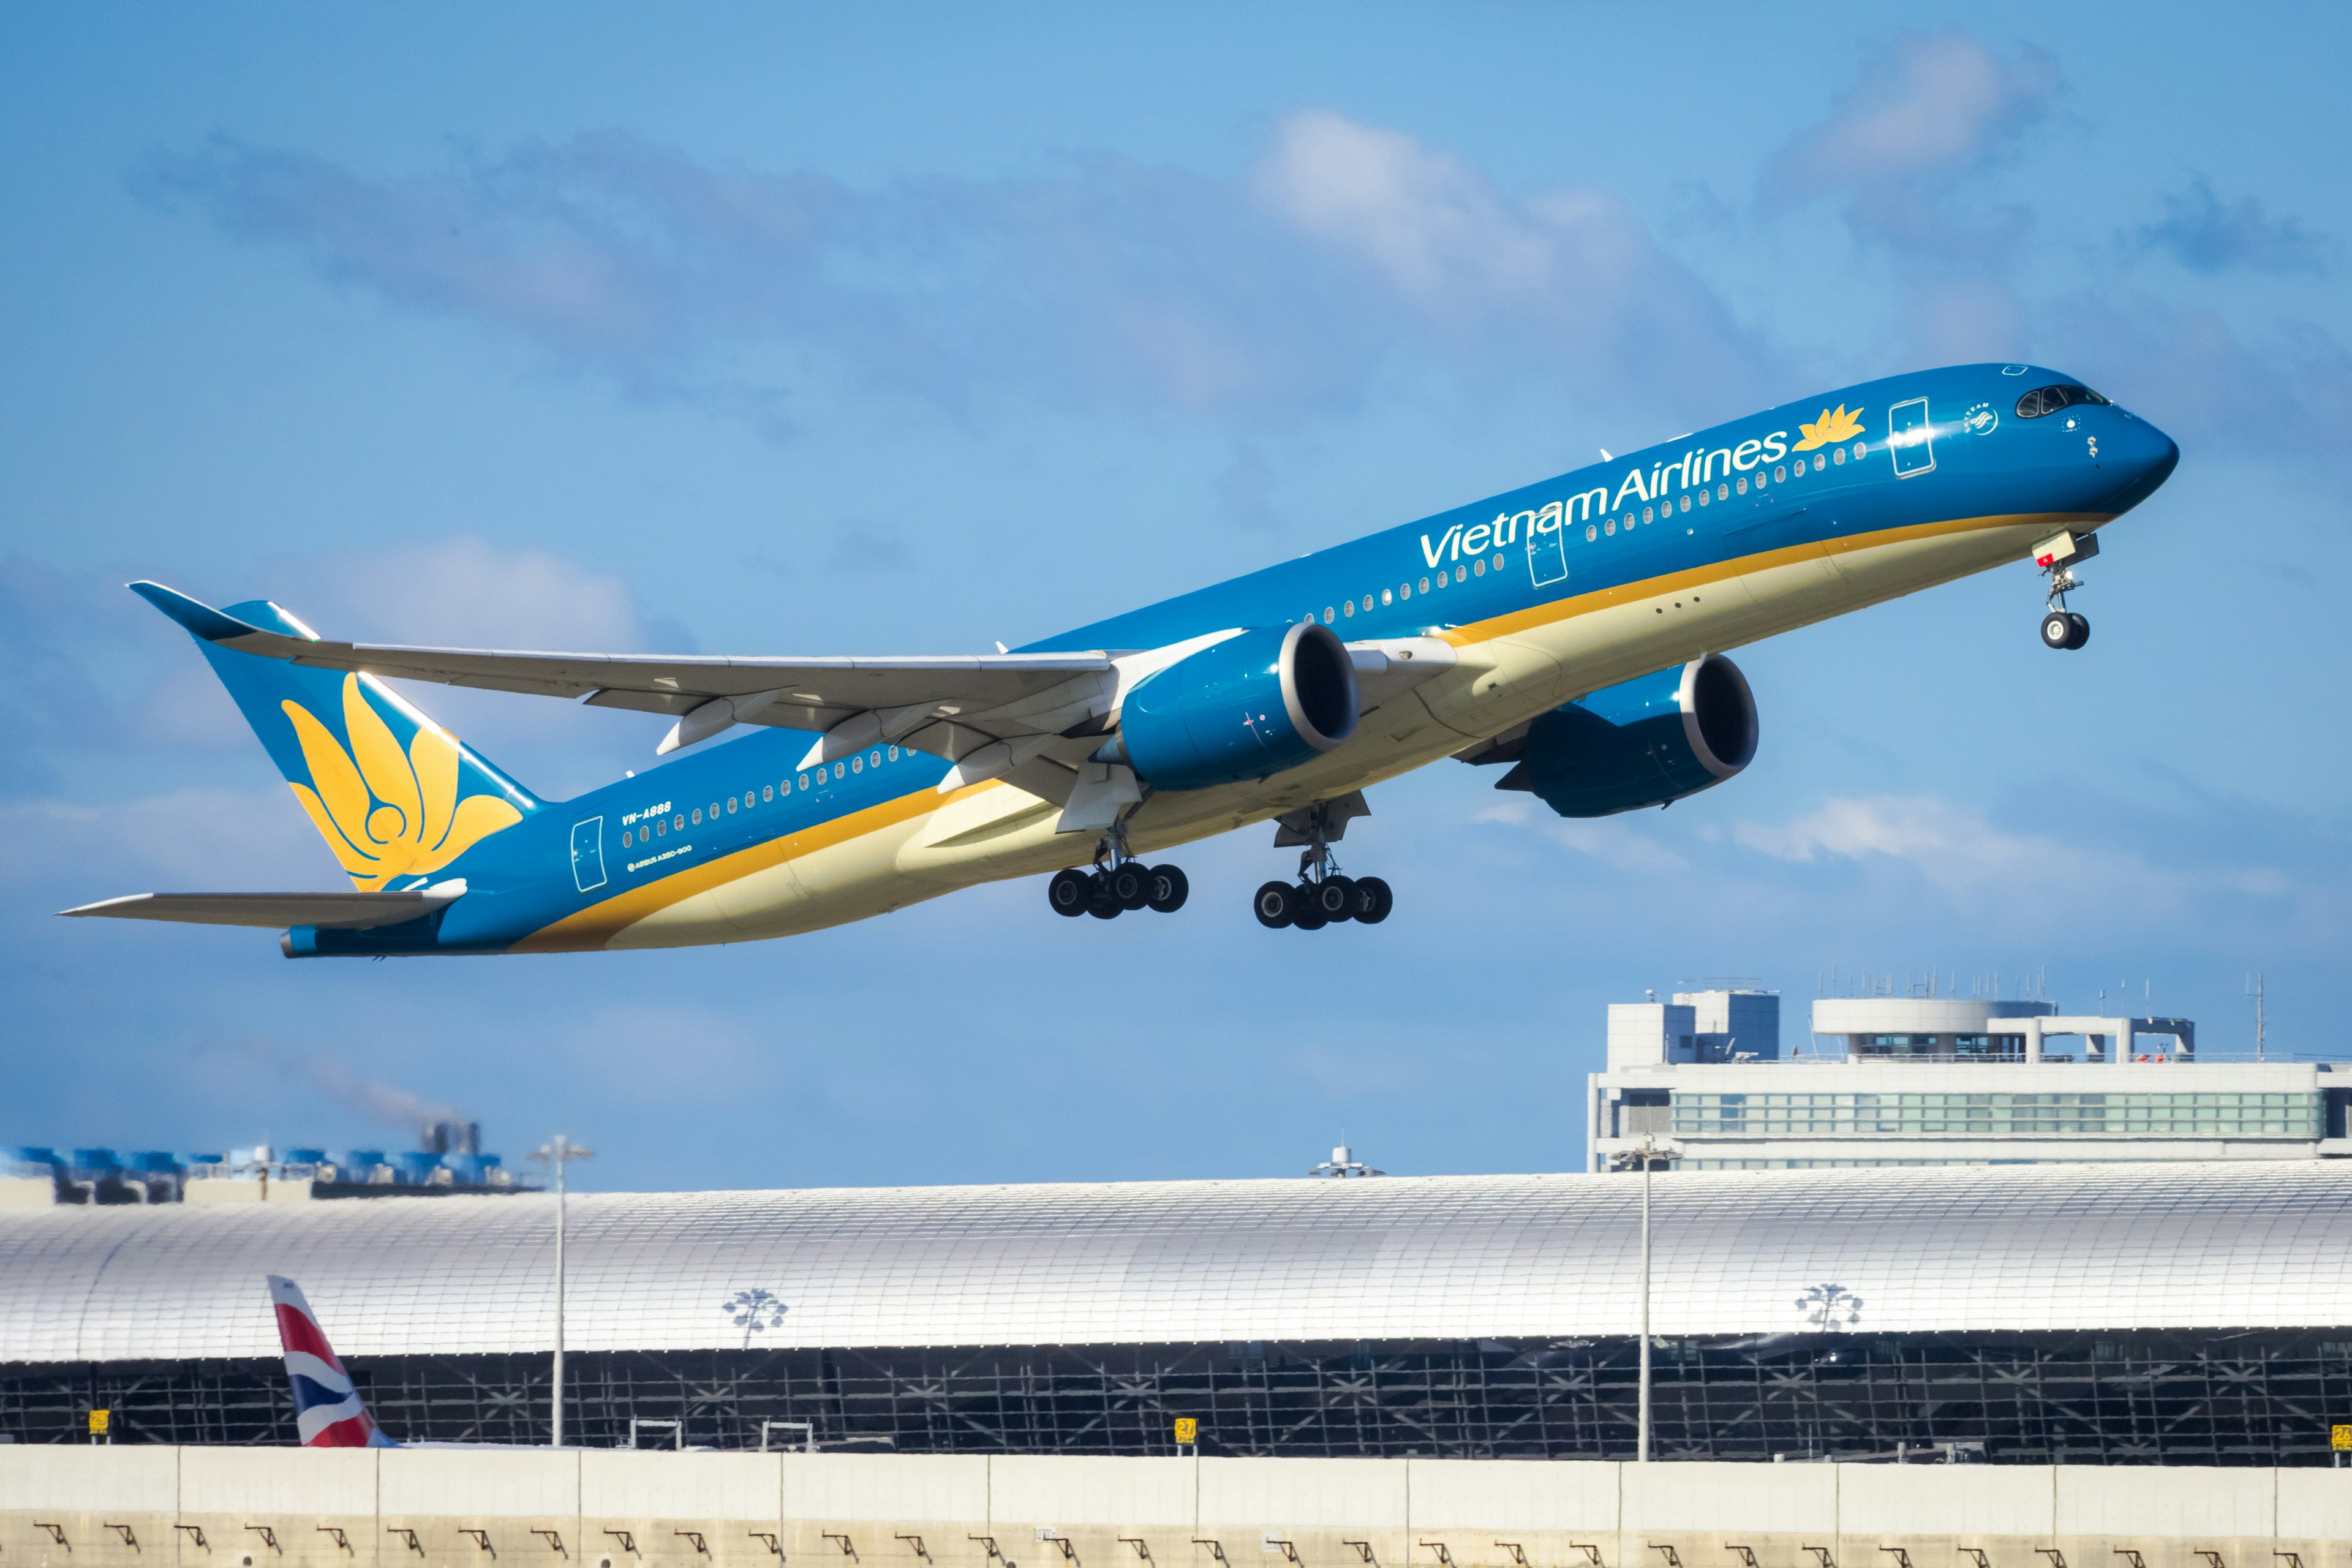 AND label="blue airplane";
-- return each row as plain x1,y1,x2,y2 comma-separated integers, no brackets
64,364,2175,955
